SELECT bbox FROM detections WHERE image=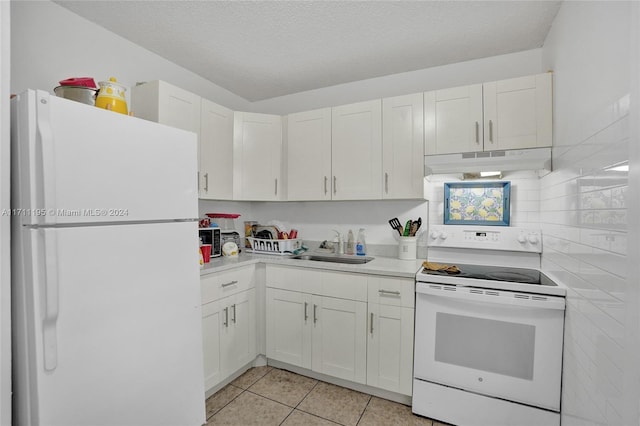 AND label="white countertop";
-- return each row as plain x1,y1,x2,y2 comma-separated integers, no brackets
200,251,425,279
